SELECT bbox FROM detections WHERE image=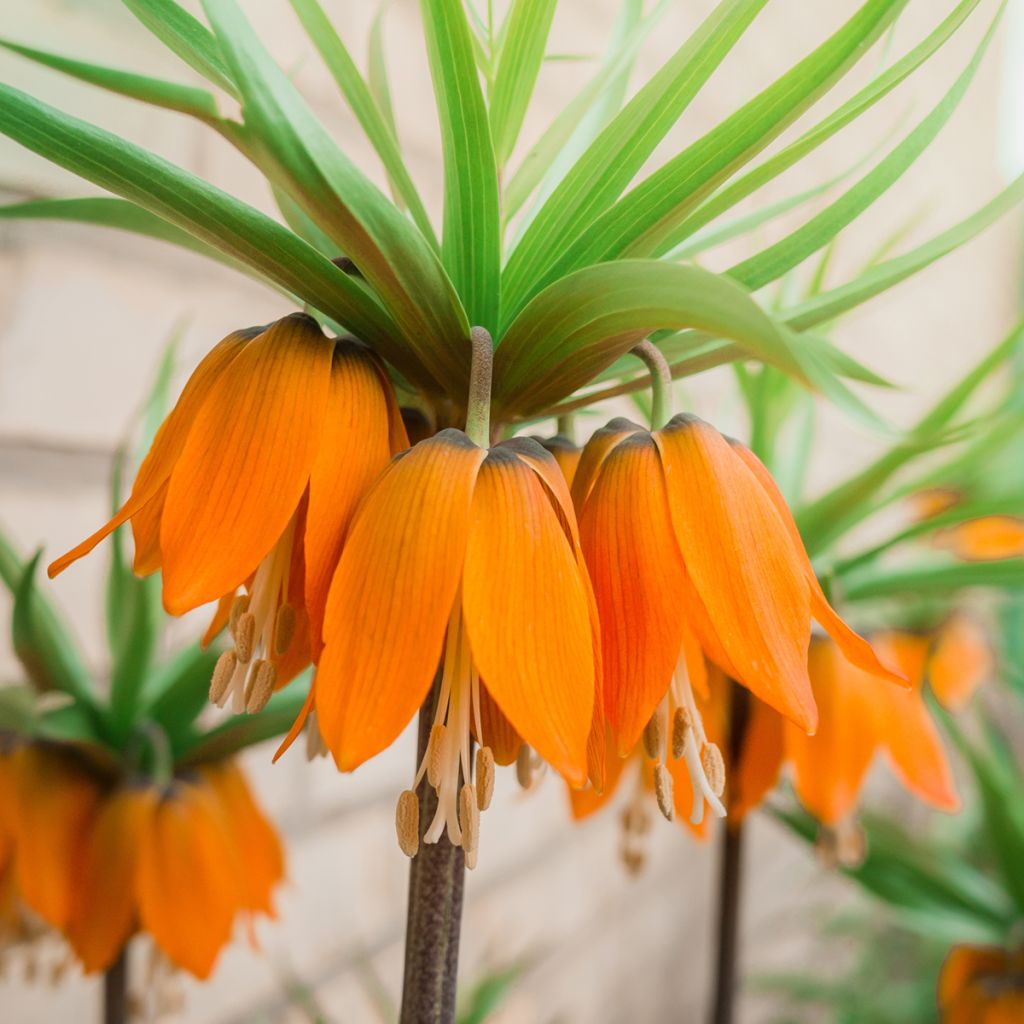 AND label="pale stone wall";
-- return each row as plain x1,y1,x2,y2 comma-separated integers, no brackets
0,2,1018,1022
